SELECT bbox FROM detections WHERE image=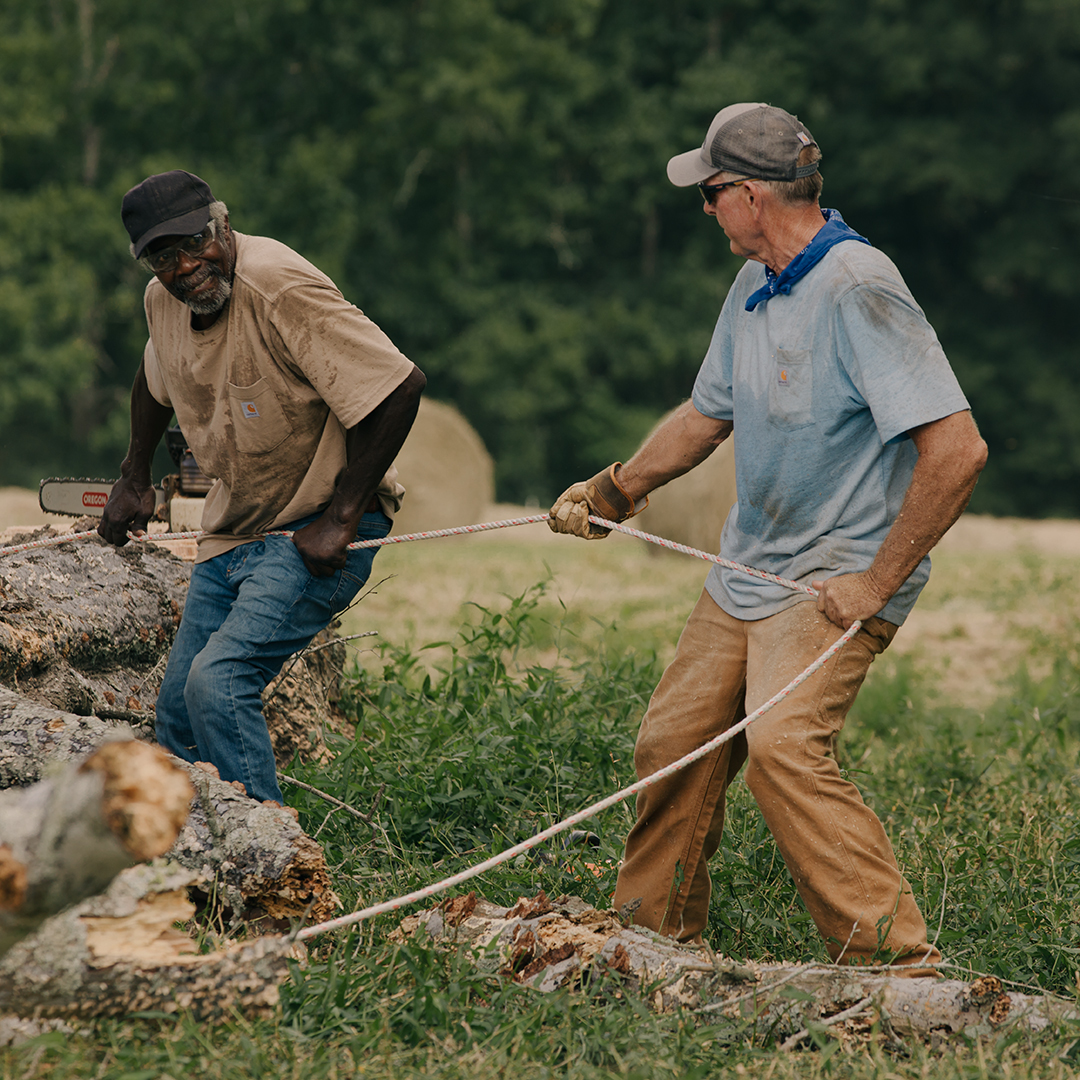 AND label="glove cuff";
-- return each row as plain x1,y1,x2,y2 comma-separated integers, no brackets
587,463,649,523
